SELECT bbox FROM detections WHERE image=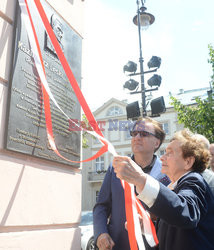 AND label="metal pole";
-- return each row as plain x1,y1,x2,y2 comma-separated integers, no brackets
136,0,147,117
